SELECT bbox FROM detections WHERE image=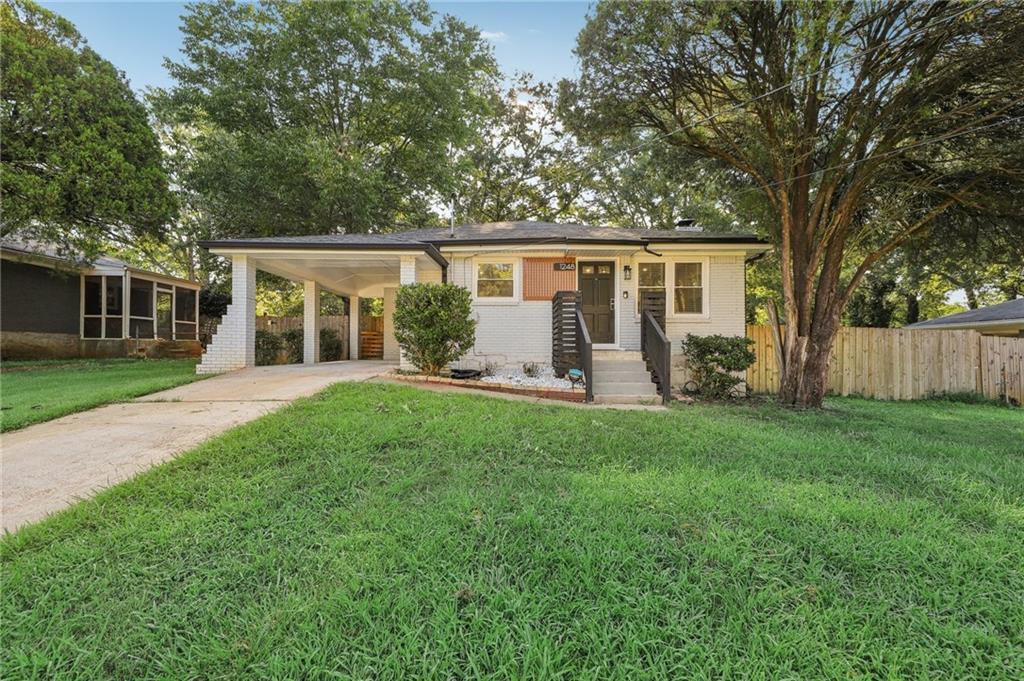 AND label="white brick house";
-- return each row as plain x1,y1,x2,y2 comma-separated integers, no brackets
197,222,769,400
